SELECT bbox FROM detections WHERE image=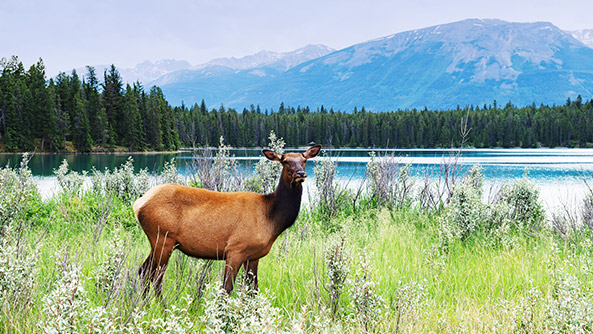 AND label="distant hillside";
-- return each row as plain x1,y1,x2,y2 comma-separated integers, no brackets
153,19,593,111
